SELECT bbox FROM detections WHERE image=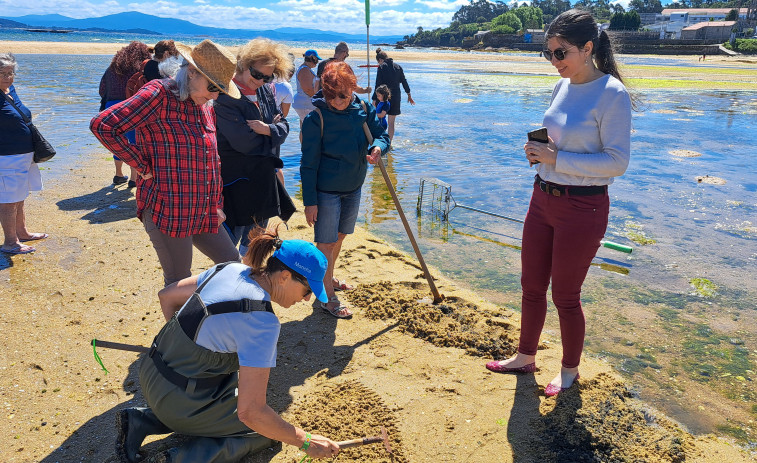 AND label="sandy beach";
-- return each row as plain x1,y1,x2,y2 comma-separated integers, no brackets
0,119,753,463
0,39,755,462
